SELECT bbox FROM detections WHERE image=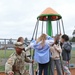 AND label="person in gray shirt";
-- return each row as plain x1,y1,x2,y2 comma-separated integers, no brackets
60,34,72,75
